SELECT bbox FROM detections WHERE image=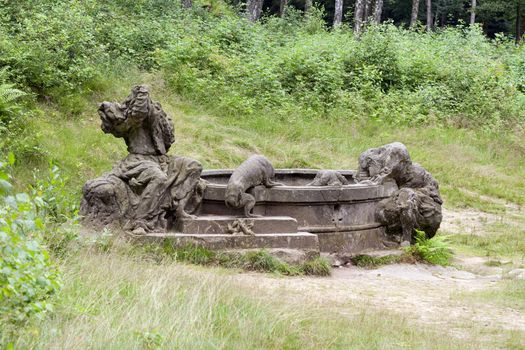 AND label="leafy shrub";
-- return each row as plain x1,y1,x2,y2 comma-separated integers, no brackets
0,82,31,152
0,83,26,126
405,230,453,266
0,2,105,96
2,0,524,129
0,156,61,324
32,164,78,225
160,18,525,129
